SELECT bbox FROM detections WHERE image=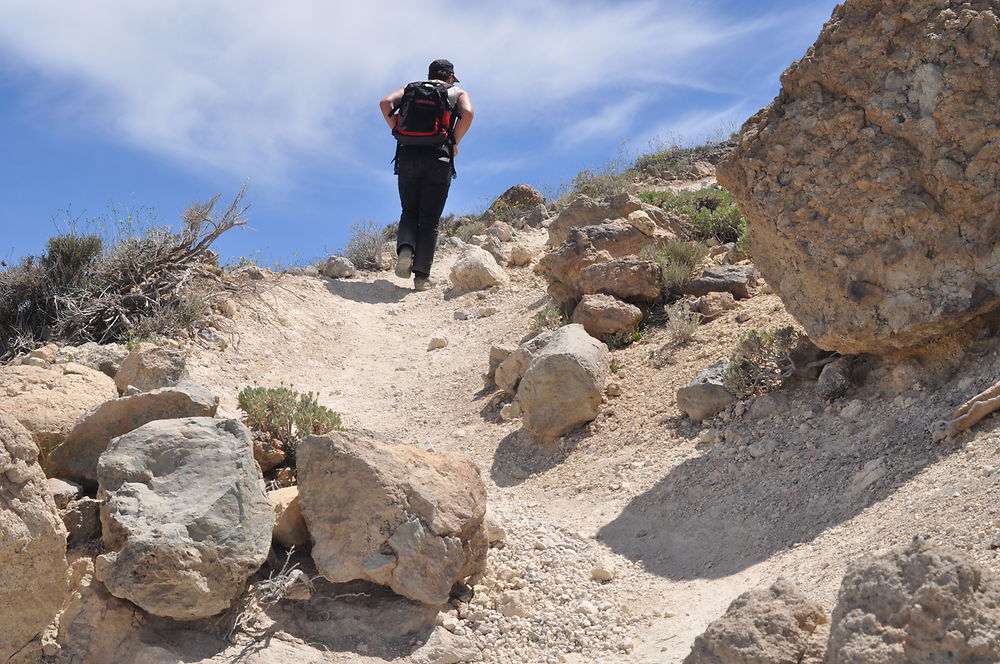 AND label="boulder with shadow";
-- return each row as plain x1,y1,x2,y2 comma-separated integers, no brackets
450,245,508,292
